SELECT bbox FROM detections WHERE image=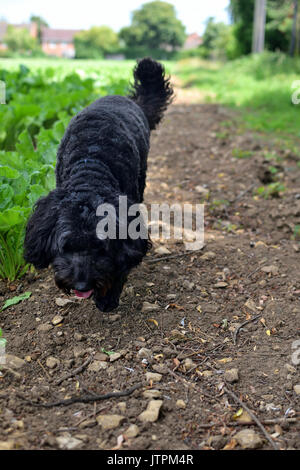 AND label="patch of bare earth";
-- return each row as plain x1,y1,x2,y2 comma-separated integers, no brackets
0,88,299,450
